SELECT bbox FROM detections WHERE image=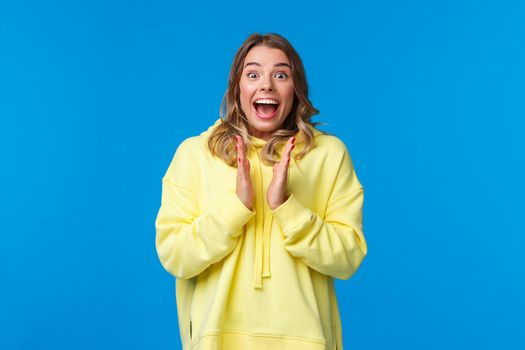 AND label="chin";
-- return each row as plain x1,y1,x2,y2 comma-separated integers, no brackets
251,117,282,130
